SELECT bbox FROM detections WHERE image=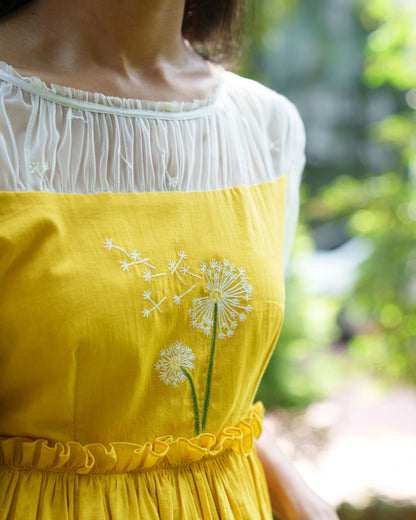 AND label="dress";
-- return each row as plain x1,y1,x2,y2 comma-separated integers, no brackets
0,60,306,519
